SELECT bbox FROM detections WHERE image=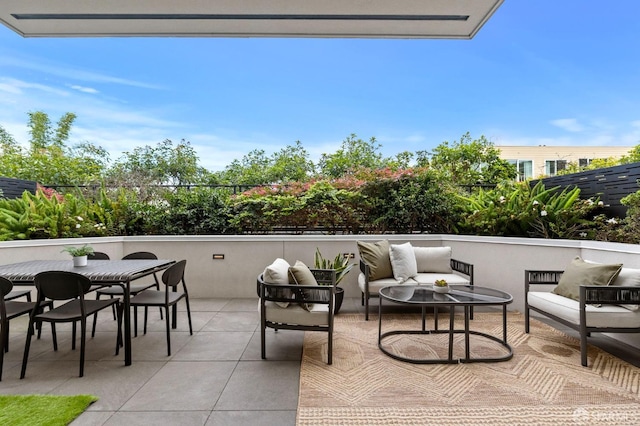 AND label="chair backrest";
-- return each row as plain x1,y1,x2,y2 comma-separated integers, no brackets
88,252,110,260
122,251,158,260
162,260,187,288
34,271,92,301
0,276,13,298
